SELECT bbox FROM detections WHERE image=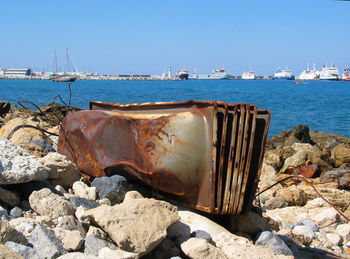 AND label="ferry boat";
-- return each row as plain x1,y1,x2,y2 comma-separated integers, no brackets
242,71,256,80
273,67,295,80
178,69,189,80
319,65,339,80
341,65,350,81
198,69,230,79
299,63,319,80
